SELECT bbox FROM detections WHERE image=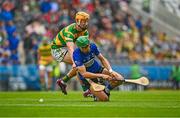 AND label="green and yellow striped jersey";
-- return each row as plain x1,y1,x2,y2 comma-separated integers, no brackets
52,23,89,48
38,44,53,65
